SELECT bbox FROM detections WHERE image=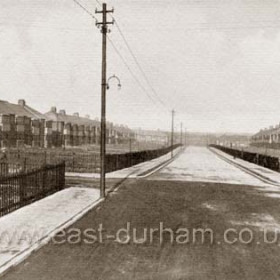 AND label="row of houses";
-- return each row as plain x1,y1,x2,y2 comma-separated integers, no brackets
134,129,169,146
0,99,135,148
251,124,280,146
